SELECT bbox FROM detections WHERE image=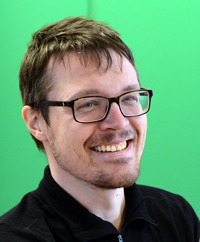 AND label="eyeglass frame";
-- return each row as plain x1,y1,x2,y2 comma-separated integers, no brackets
39,88,153,123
